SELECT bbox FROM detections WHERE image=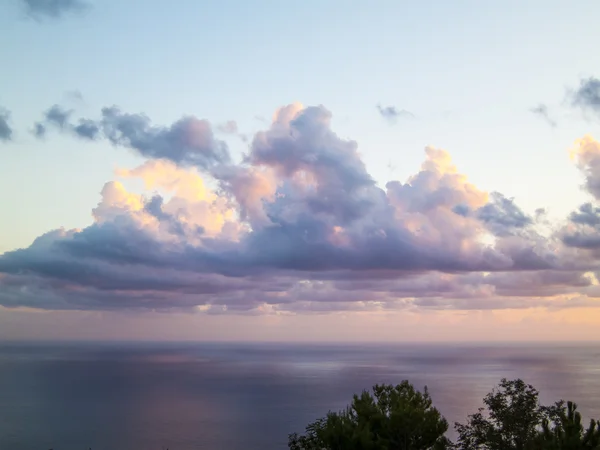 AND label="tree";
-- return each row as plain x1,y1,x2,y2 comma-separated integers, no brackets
454,378,548,450
288,381,450,450
539,401,600,450
290,378,600,450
